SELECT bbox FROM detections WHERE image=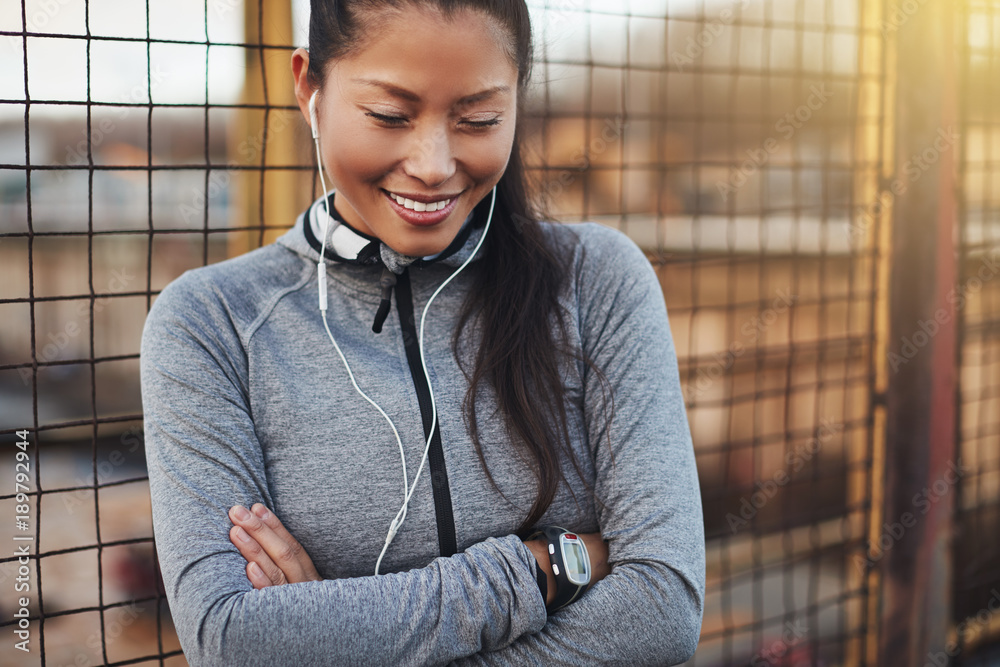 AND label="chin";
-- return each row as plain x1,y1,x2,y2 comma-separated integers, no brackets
382,232,451,259
384,216,472,259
